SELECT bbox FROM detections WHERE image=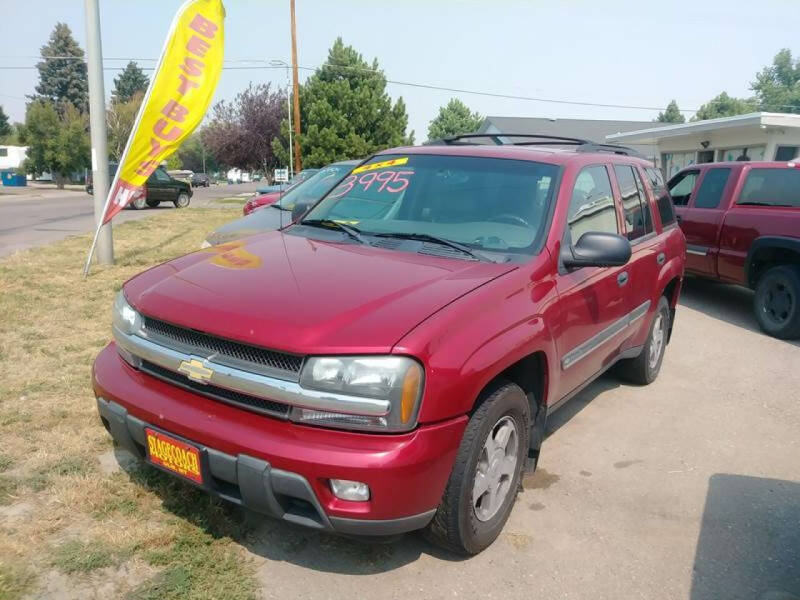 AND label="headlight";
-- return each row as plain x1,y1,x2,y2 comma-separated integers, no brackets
293,356,424,432
112,291,142,335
